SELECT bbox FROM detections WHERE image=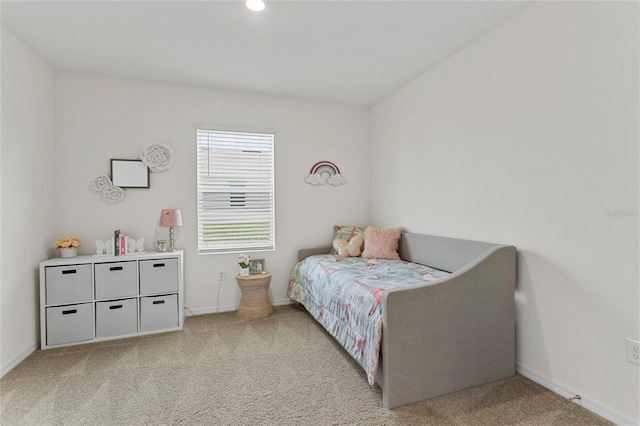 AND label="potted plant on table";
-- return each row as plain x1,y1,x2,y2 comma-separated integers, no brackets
238,254,251,276
54,236,82,258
